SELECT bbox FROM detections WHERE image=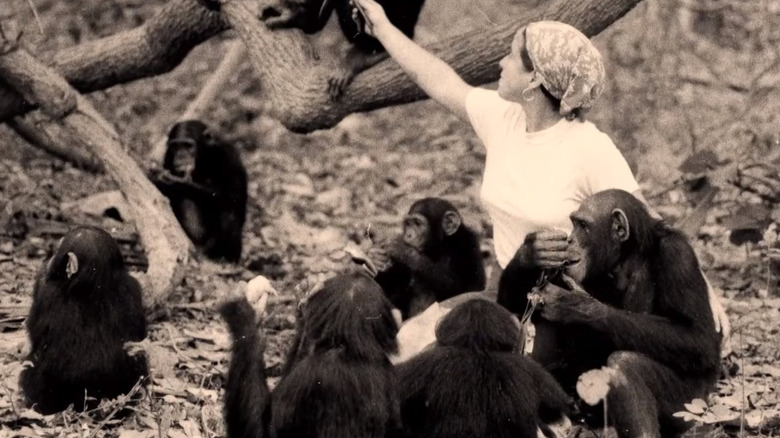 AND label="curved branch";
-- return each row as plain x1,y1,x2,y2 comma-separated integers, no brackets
223,0,645,133
0,40,192,310
0,0,226,122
